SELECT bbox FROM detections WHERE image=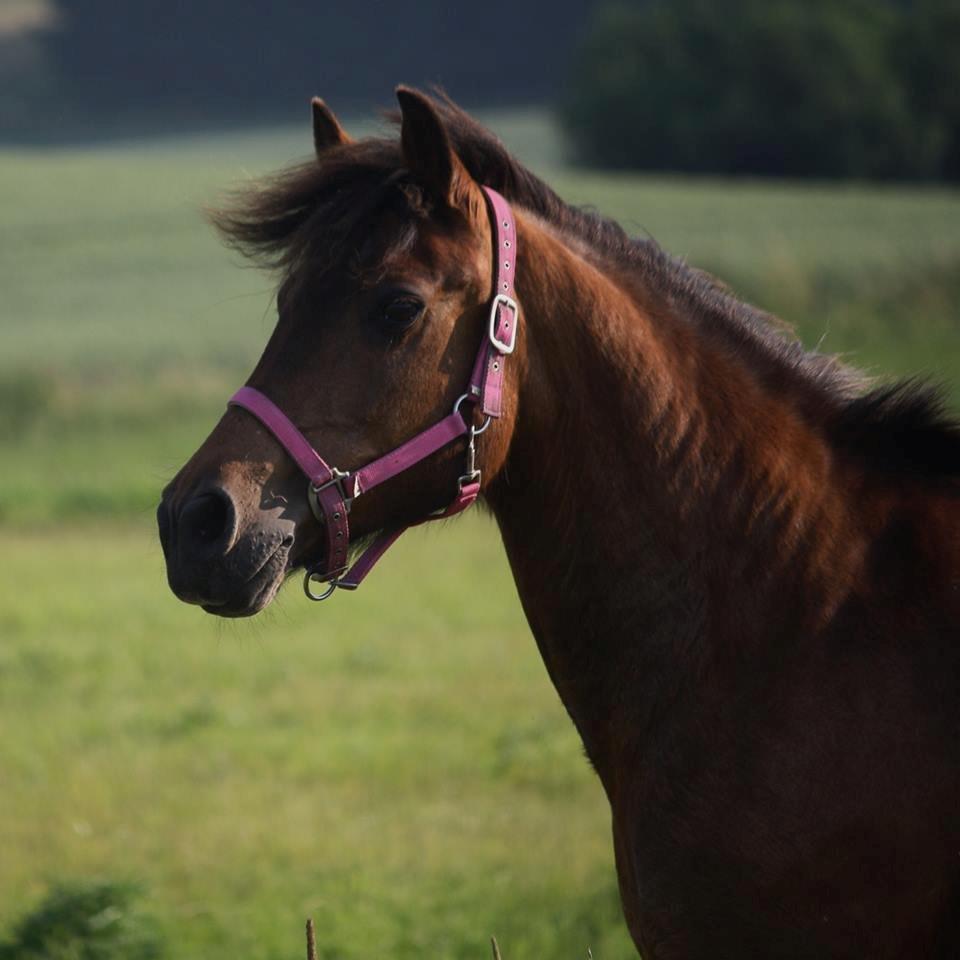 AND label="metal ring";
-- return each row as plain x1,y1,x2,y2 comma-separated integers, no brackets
452,393,493,434
303,570,338,601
